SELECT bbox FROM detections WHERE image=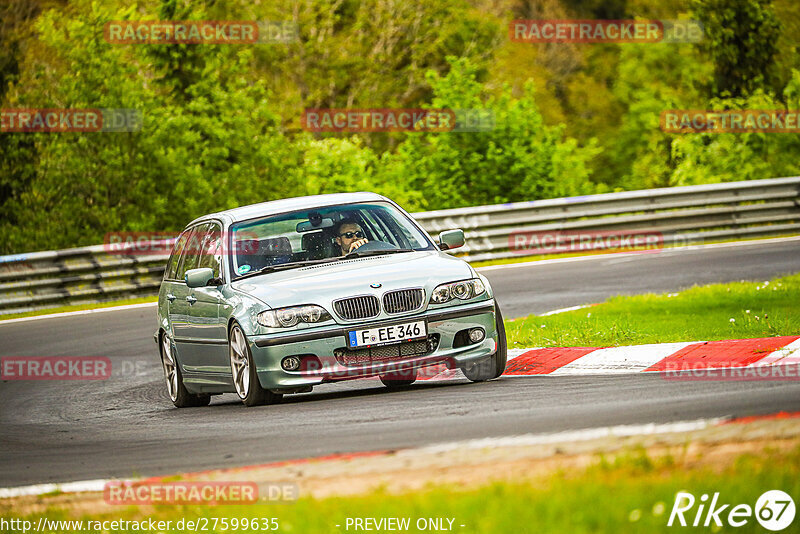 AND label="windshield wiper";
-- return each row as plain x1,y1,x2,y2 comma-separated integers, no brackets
236,257,340,280
343,248,415,259
236,249,416,280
